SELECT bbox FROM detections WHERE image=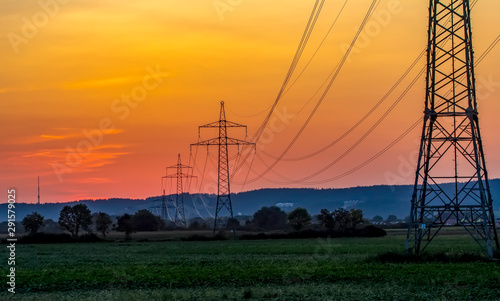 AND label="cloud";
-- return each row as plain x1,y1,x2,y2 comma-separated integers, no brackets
22,151,56,158
78,177,115,184
64,76,141,90
8,128,124,146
